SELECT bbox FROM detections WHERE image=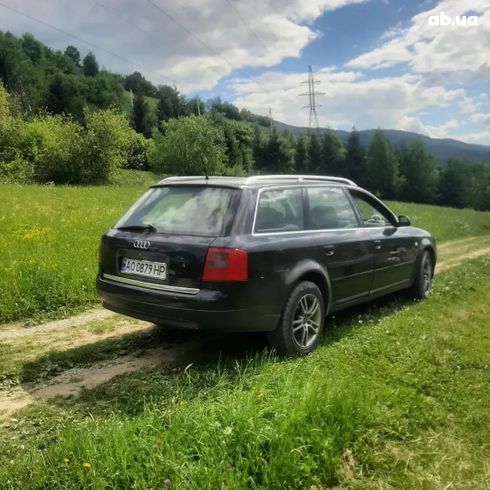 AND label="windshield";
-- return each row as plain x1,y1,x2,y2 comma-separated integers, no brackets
114,186,238,236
